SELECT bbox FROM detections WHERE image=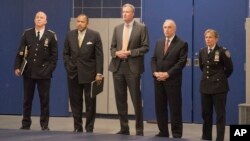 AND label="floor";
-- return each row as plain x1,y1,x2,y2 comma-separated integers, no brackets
0,115,229,141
